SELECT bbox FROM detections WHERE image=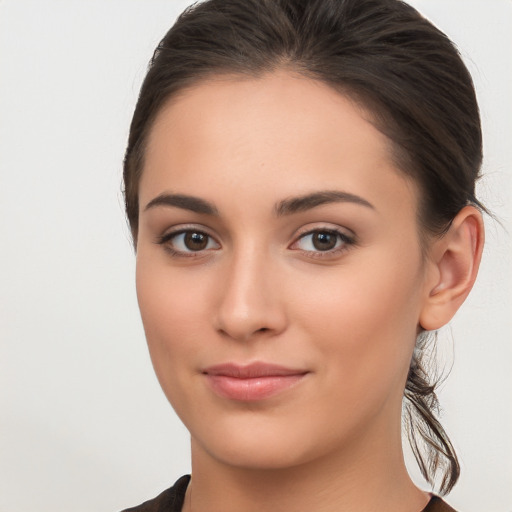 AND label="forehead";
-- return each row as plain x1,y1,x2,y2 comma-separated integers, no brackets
141,71,418,221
